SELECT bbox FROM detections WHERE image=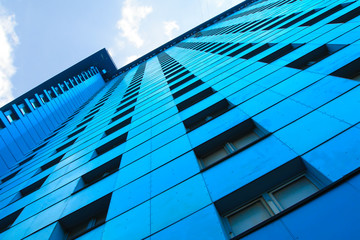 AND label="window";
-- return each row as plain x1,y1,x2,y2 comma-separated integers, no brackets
228,43,253,57
32,142,48,153
116,99,137,112
59,194,112,240
241,43,272,60
286,44,345,70
84,109,99,120
217,43,241,55
279,10,318,28
0,209,23,233
166,70,191,84
68,127,86,139
176,87,215,112
1,170,21,183
300,4,345,26
74,156,121,193
259,44,302,63
111,107,135,123
172,80,203,99
329,6,360,24
39,154,64,172
169,74,196,90
120,92,138,104
10,176,48,203
93,133,127,157
104,117,131,137
76,117,93,128
195,119,266,169
224,175,320,237
19,154,35,166
55,138,77,153
330,57,360,81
